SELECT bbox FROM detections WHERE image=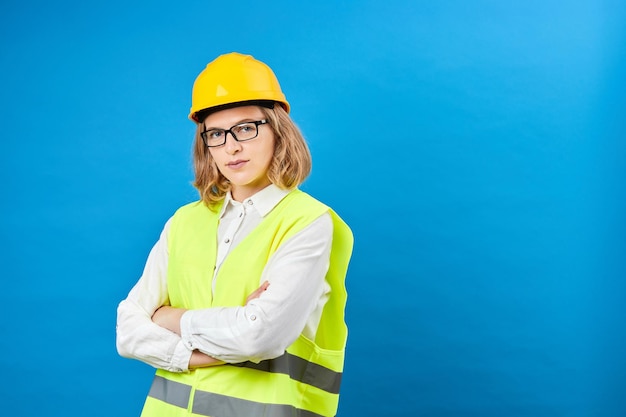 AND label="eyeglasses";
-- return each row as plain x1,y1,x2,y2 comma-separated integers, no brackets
201,119,268,147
